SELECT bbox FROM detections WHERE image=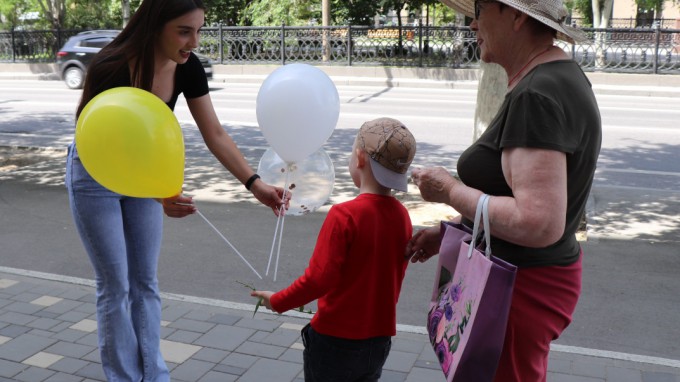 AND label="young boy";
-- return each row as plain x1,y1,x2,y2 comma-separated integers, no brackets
252,117,416,382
